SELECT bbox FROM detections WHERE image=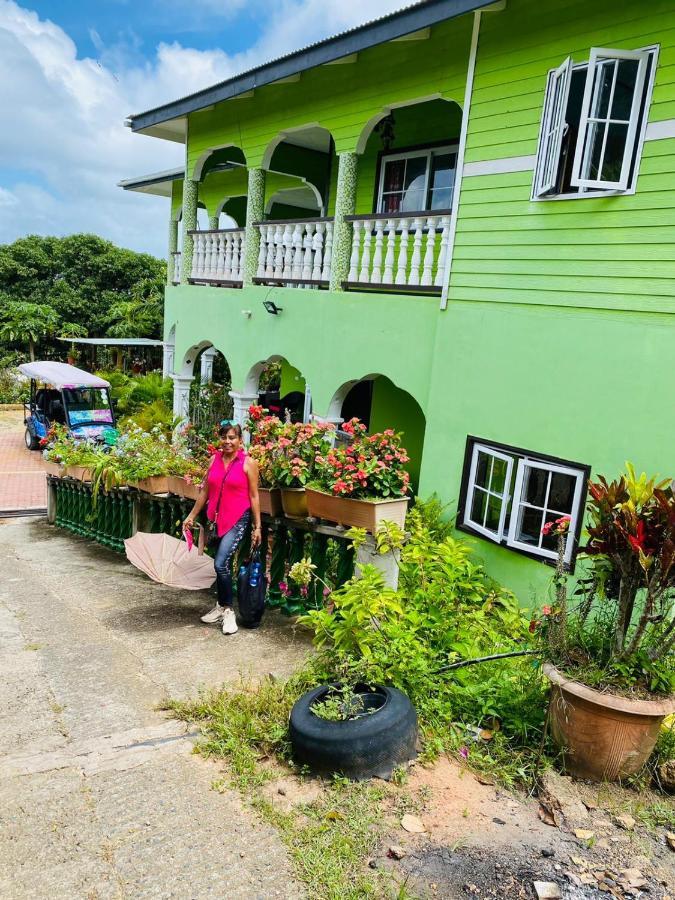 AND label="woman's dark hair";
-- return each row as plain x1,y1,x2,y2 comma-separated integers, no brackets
218,420,243,439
